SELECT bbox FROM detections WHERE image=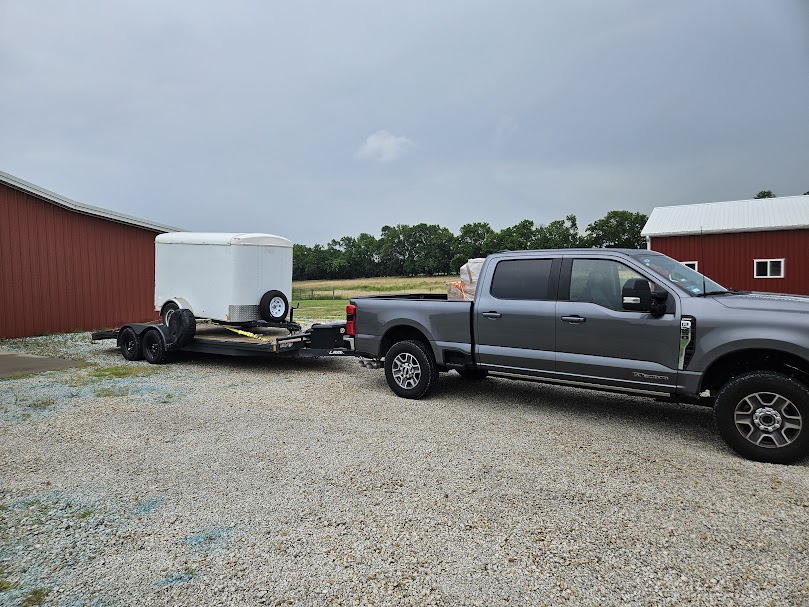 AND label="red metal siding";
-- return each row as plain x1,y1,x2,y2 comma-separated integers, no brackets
0,183,159,339
650,230,809,295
